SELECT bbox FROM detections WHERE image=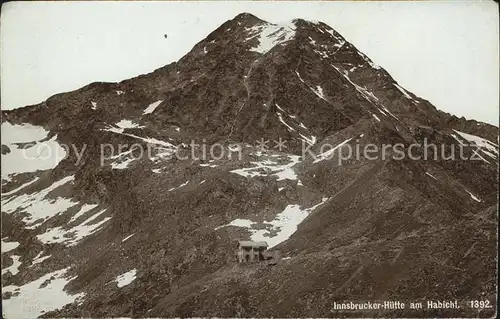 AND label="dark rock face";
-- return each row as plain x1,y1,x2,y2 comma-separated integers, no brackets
1,13,498,318
1,145,10,155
